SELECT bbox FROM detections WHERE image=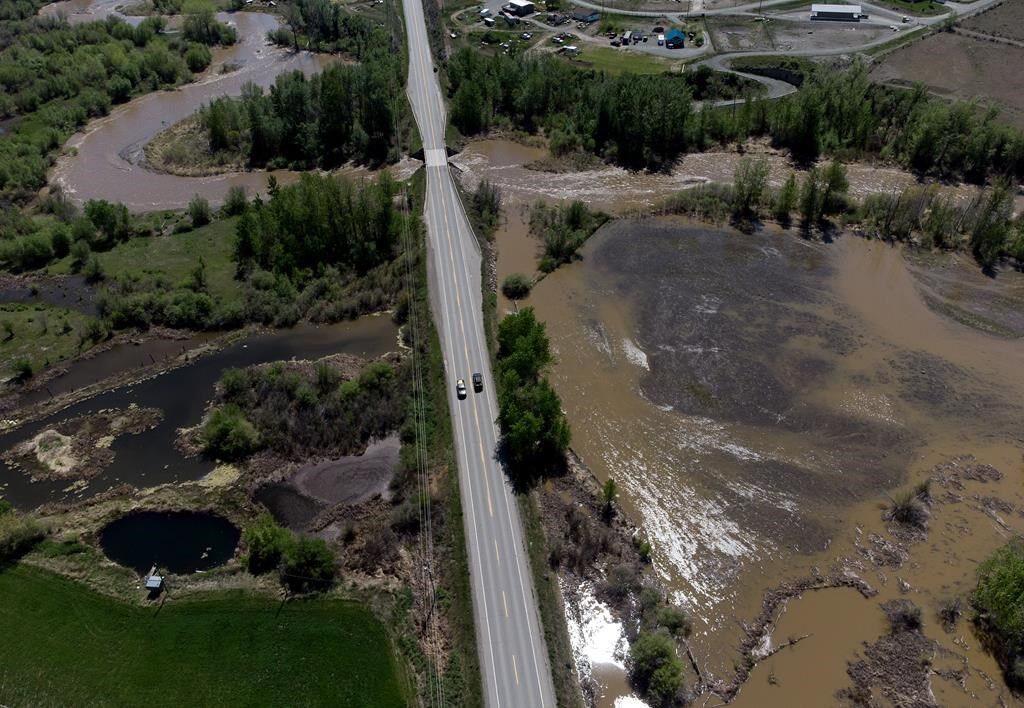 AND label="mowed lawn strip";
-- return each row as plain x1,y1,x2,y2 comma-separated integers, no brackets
0,565,408,708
